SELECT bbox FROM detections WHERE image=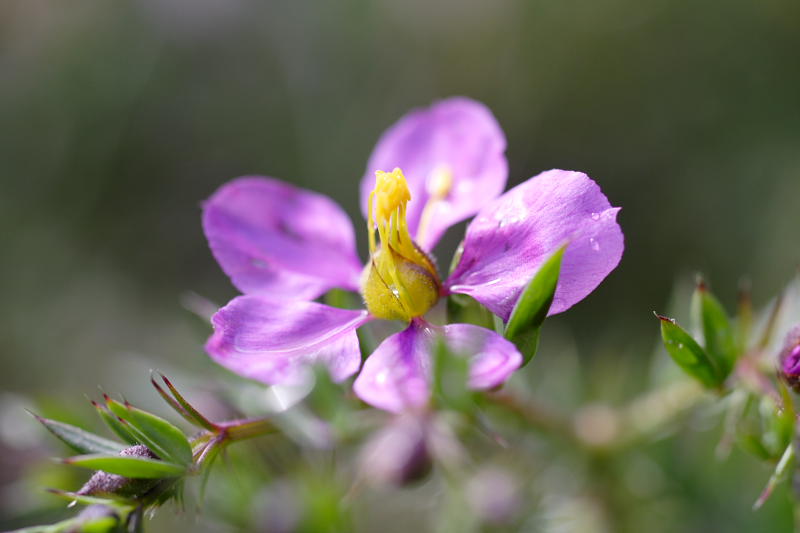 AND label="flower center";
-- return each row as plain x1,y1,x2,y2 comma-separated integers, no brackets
361,168,441,321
